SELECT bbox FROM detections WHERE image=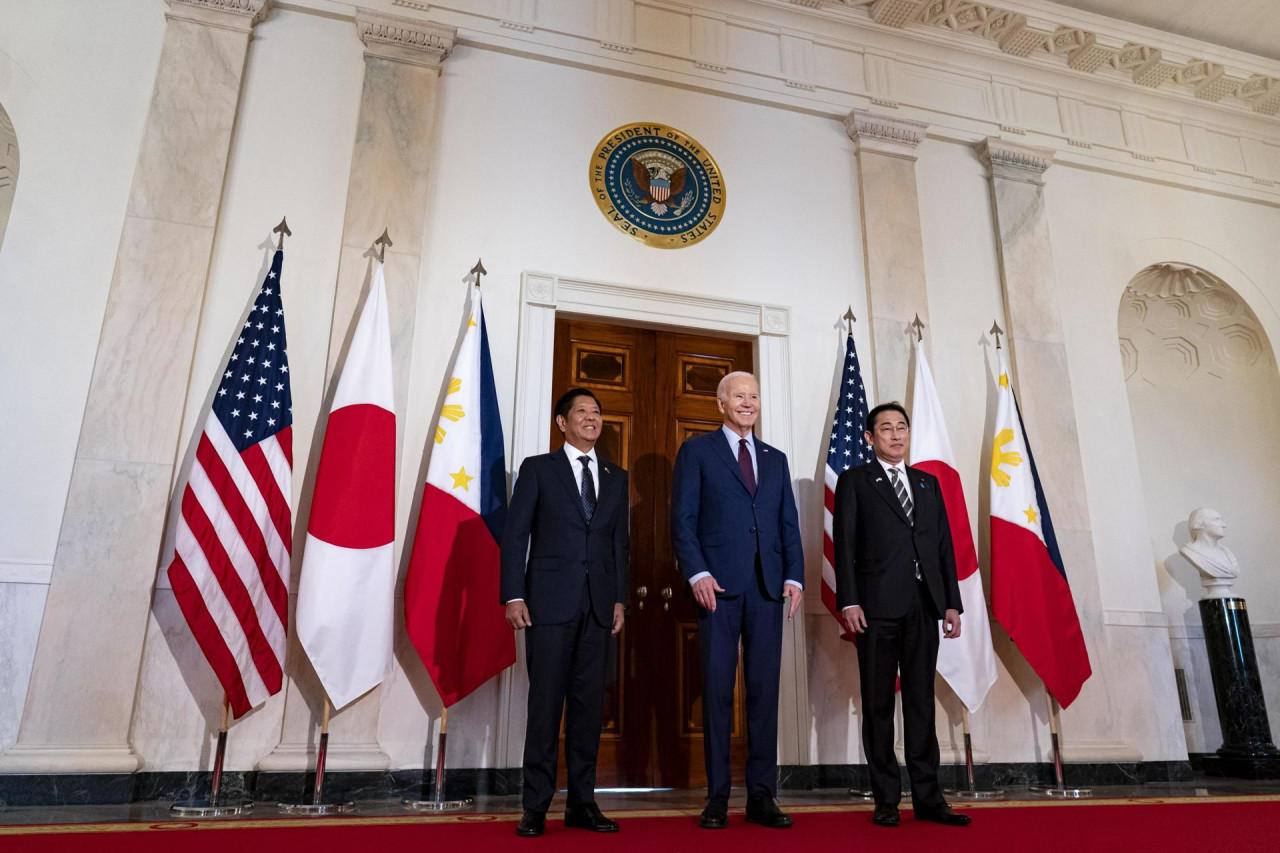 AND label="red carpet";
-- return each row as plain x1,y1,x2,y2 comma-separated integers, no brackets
3,798,1279,852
